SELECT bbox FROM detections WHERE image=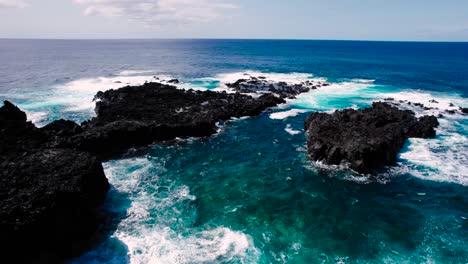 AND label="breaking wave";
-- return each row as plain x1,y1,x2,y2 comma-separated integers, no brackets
72,157,260,264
